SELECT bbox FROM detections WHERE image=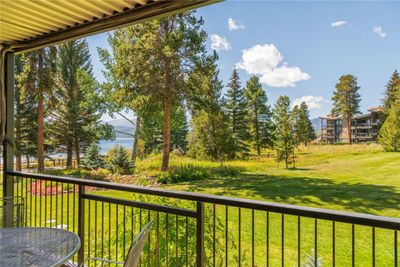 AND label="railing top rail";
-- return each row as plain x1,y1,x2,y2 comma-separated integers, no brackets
6,170,400,230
